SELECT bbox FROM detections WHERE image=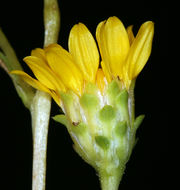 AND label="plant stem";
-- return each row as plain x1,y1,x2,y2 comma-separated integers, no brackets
100,176,120,190
99,167,124,190
31,91,51,190
44,0,60,47
0,29,23,71
31,1,60,190
0,29,35,109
